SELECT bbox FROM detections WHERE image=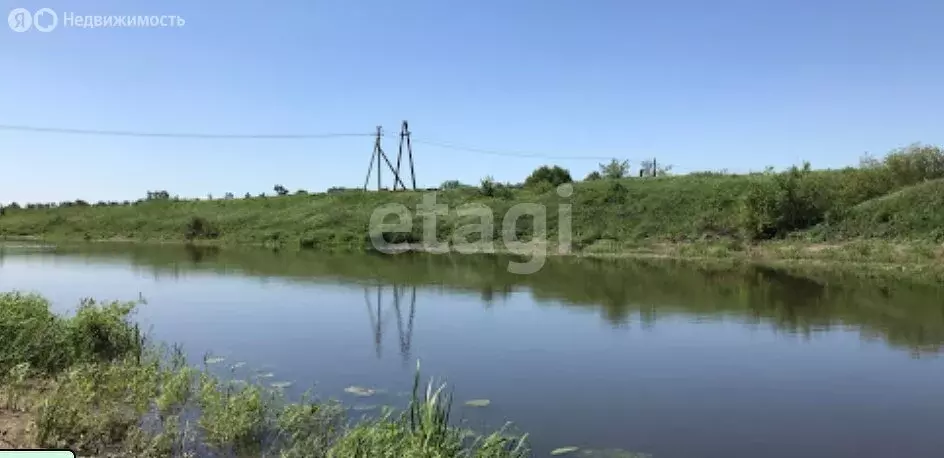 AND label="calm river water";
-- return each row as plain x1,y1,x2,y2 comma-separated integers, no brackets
1,243,943,457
